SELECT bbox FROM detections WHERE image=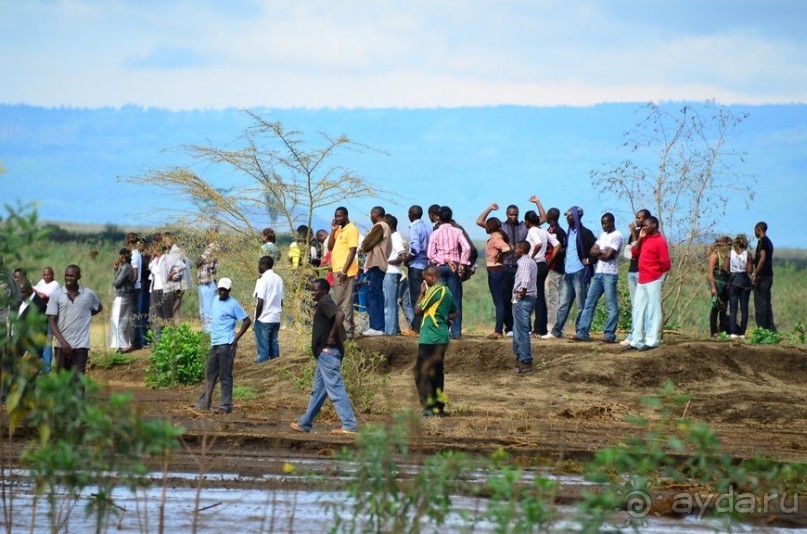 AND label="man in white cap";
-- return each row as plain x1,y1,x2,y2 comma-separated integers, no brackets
195,277,251,414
